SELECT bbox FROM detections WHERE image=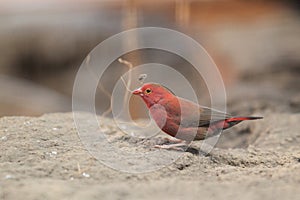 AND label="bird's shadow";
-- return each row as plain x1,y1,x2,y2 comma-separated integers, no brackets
185,146,200,155
185,146,211,156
